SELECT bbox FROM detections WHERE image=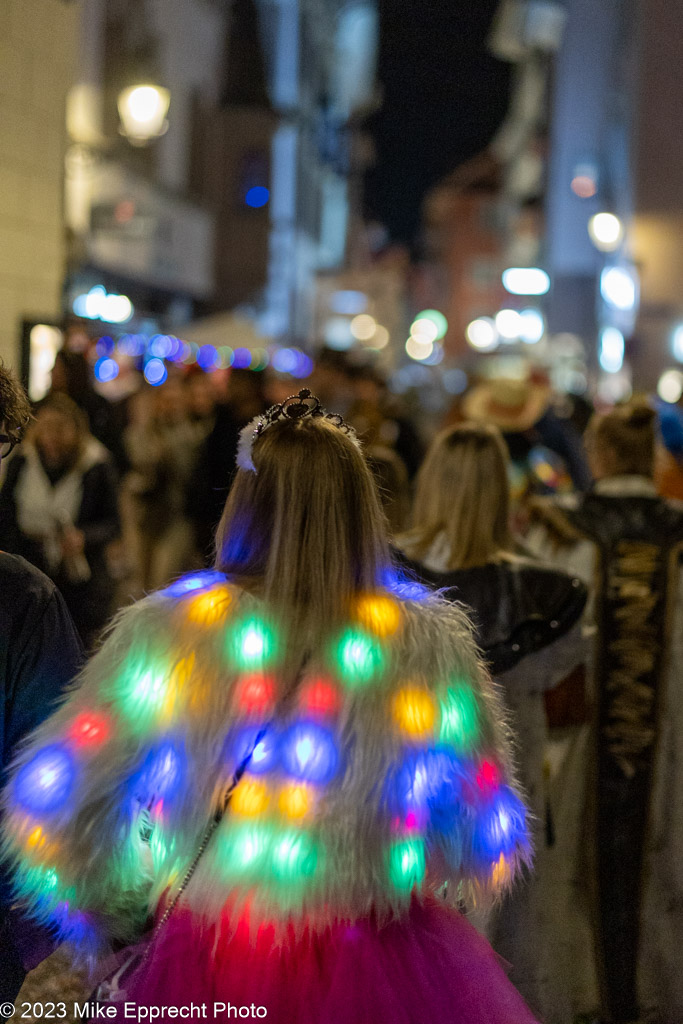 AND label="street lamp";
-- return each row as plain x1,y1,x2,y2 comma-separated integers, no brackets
117,83,170,145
